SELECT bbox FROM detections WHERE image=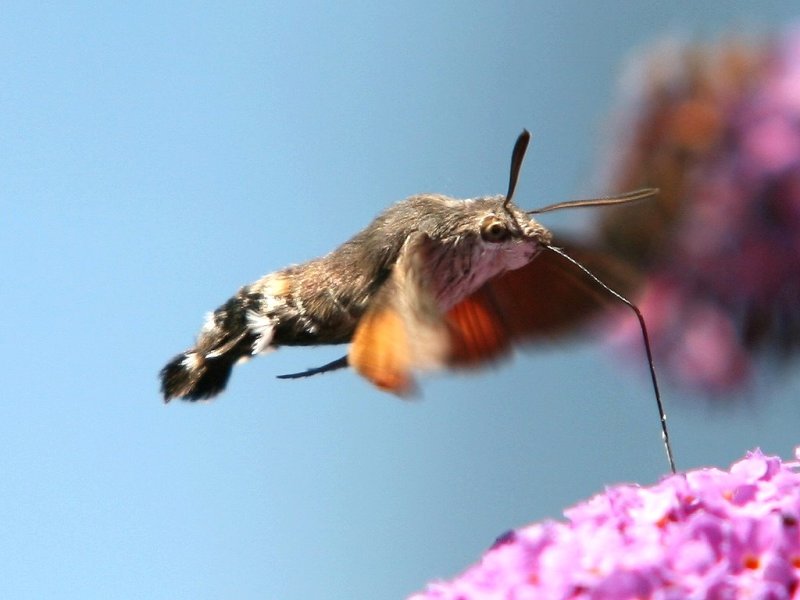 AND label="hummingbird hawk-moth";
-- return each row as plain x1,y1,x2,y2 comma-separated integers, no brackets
160,130,676,472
